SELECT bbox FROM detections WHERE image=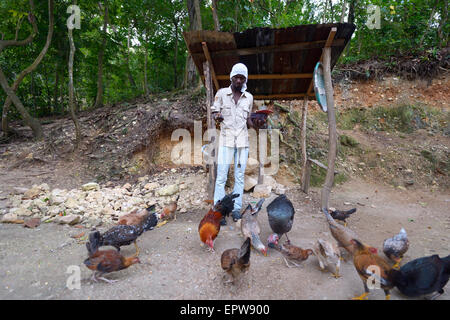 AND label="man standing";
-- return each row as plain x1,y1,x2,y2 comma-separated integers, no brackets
211,63,264,224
